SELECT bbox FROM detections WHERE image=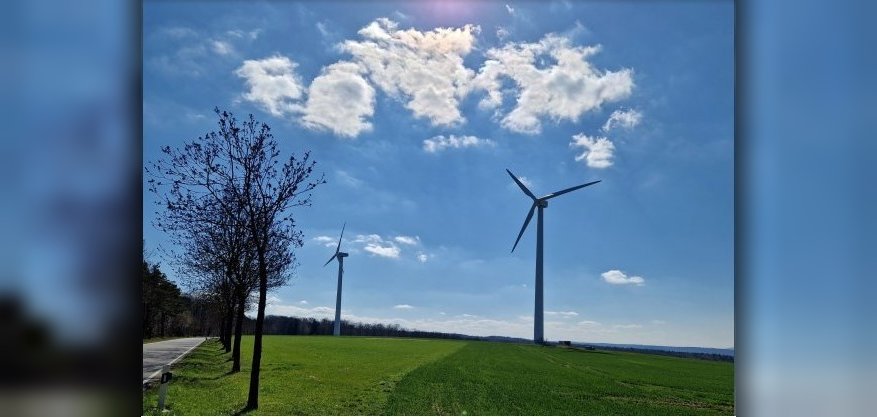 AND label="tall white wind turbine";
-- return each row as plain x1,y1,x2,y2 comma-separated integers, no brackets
507,170,600,344
323,222,348,336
